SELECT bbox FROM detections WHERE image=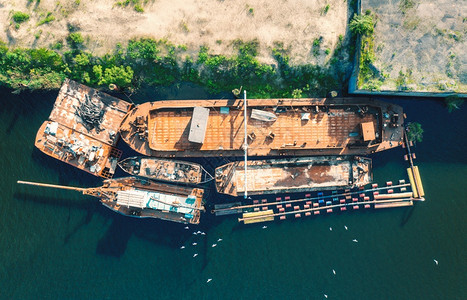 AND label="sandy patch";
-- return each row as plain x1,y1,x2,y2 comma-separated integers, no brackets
362,0,466,93
1,0,349,65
